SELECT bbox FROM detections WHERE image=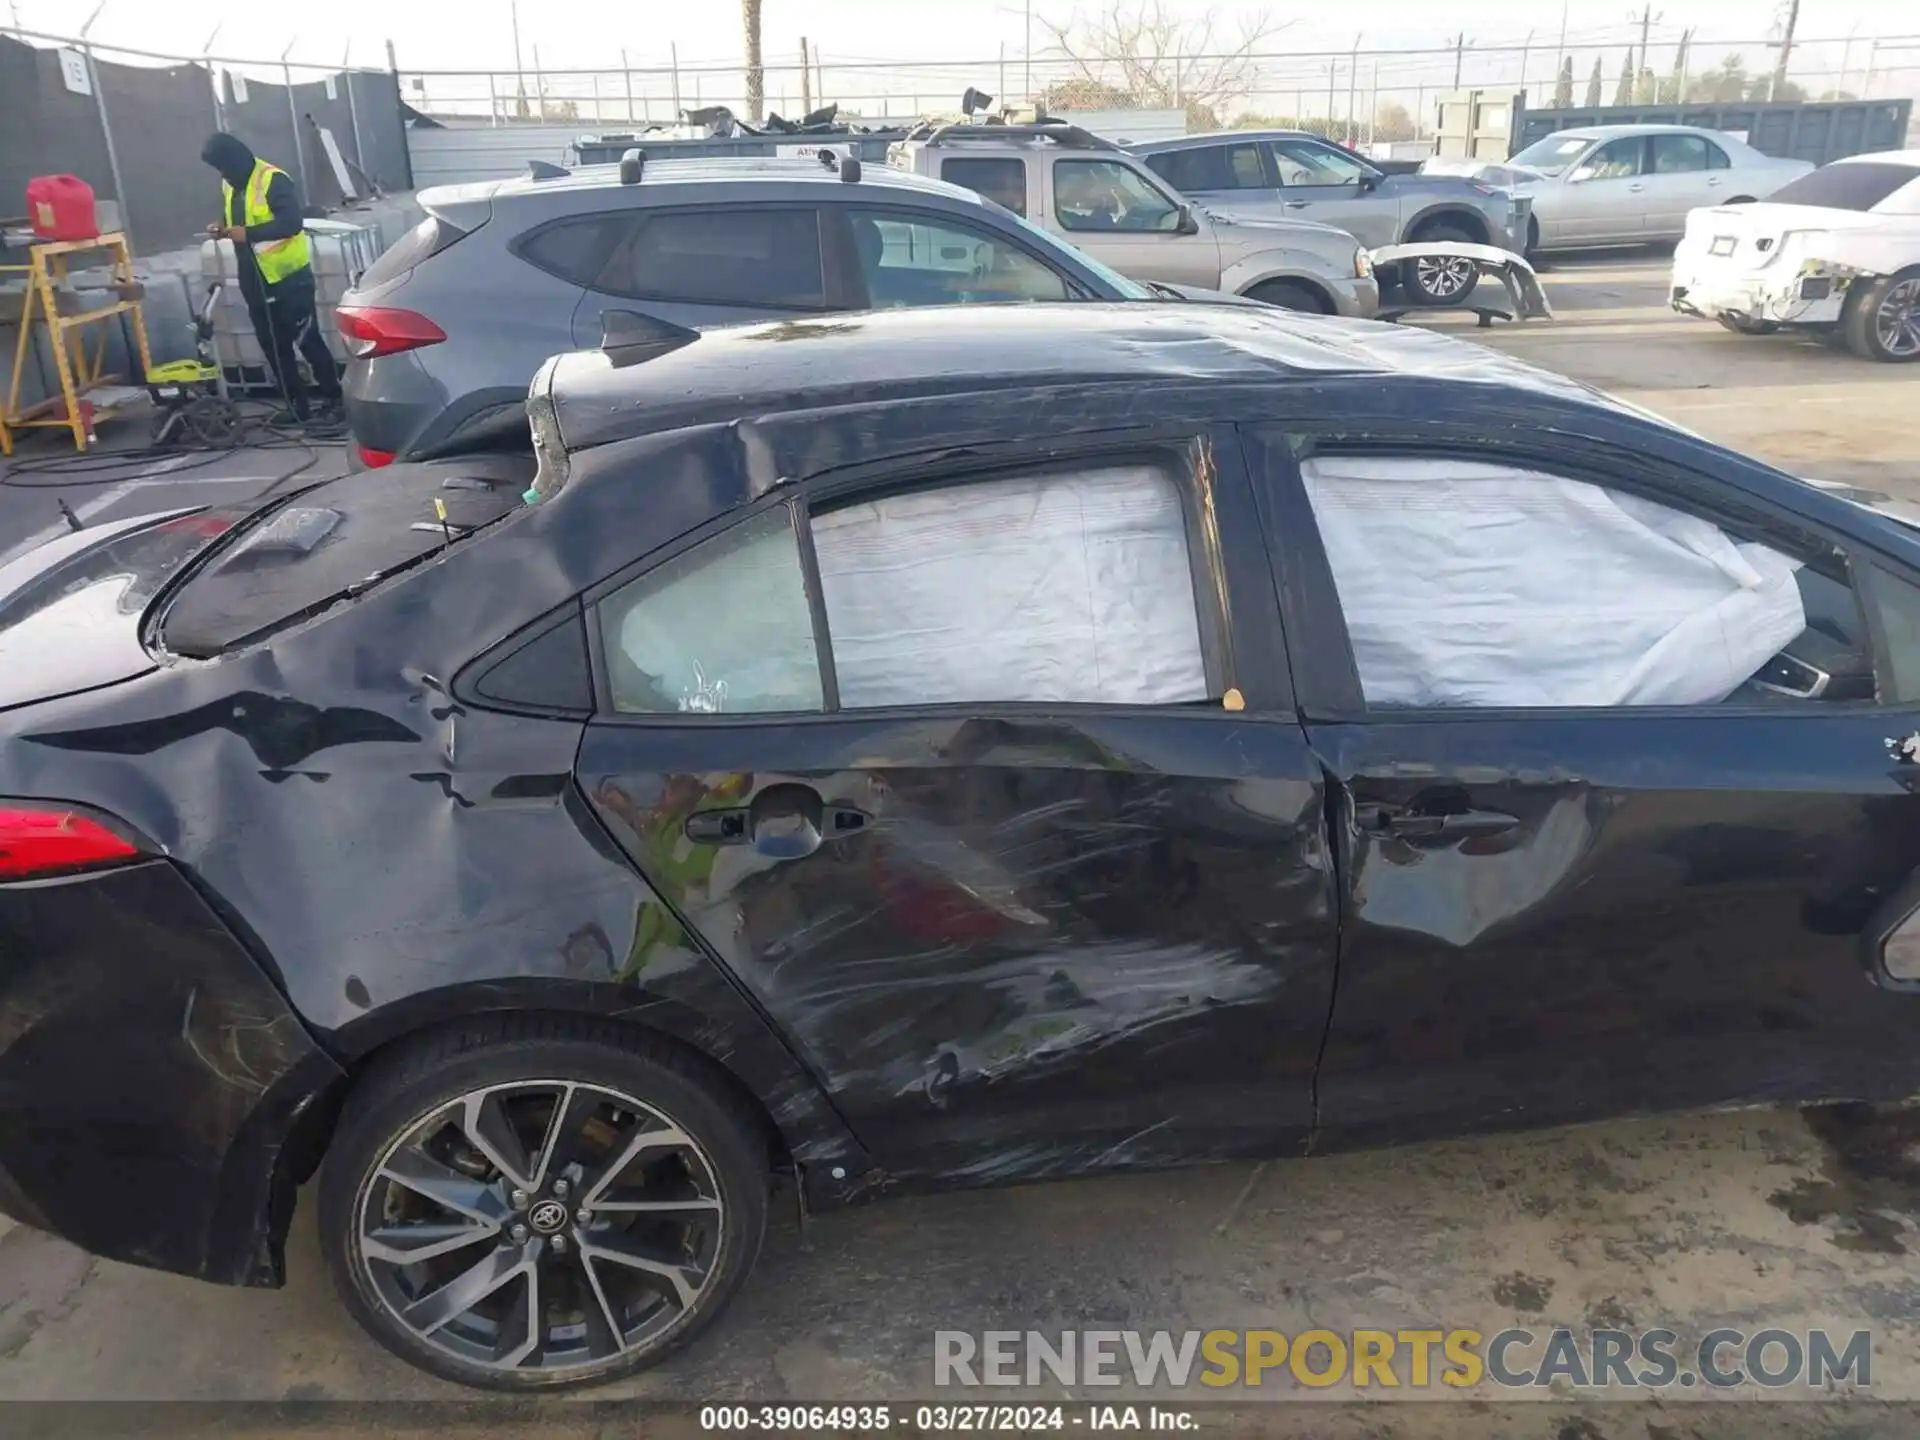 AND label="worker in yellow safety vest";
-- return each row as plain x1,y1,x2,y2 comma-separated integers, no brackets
200,132,341,423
